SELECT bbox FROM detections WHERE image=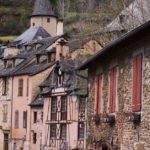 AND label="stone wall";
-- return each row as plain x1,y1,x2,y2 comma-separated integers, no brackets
87,37,150,150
